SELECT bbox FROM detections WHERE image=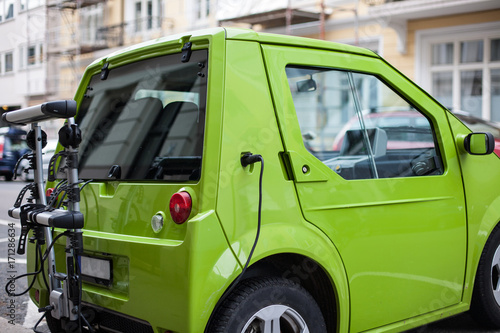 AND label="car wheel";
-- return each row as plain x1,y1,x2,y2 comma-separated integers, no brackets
45,312,65,333
471,224,500,328
207,277,327,333
4,172,13,181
